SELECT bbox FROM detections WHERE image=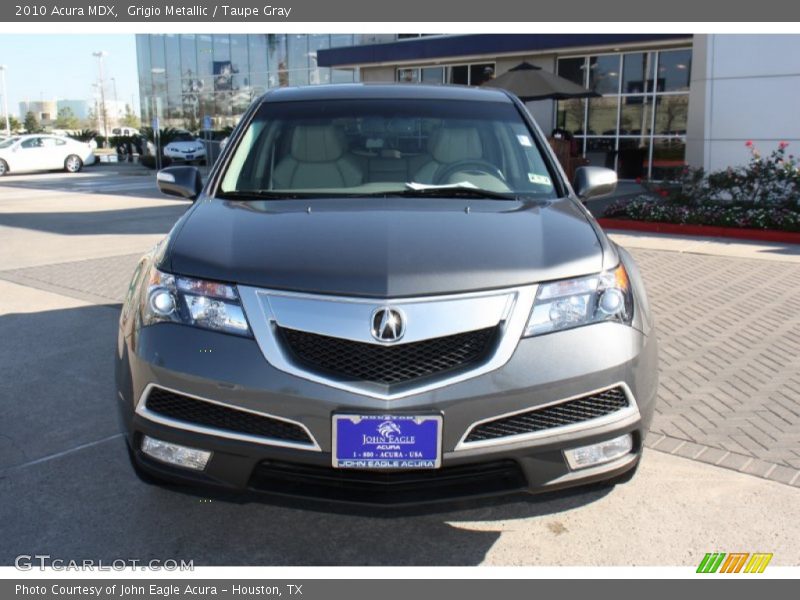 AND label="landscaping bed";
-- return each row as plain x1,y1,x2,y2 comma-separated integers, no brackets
601,142,800,243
